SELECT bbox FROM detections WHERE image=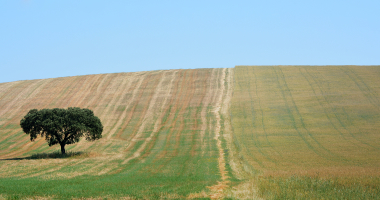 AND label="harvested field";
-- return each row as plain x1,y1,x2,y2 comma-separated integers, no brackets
1,66,380,199
0,69,237,199
231,66,380,199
